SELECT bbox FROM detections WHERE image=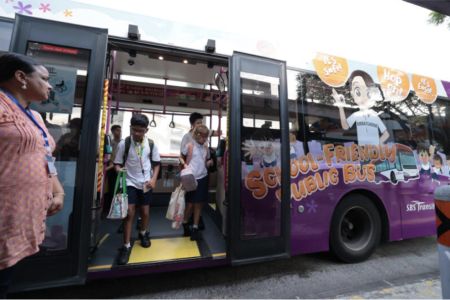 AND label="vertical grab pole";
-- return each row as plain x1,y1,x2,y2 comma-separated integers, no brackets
115,73,122,111
163,78,168,115
101,52,116,210
209,84,213,145
218,90,222,143
98,79,109,195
